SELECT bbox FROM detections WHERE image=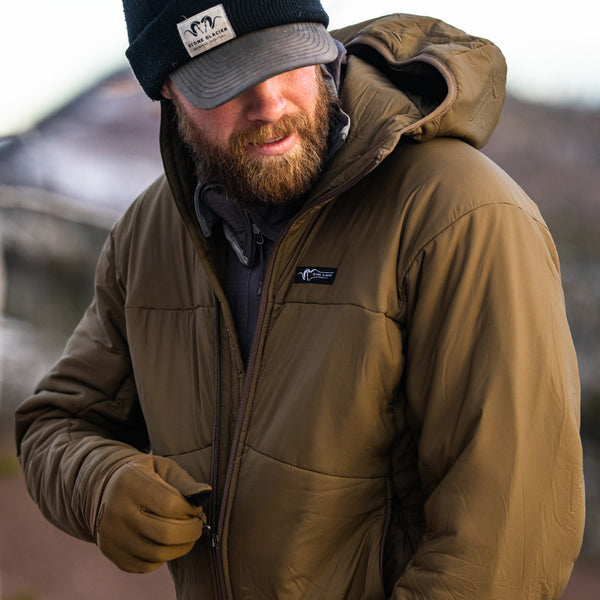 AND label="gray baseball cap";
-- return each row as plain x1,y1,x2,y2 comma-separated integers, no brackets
170,21,338,109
